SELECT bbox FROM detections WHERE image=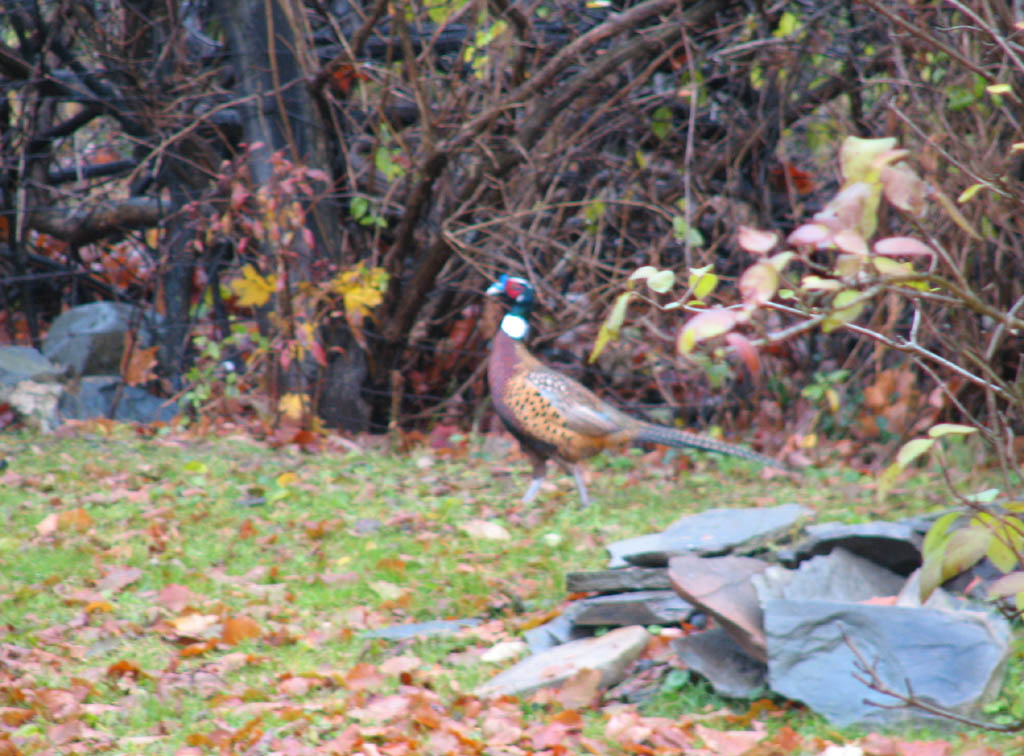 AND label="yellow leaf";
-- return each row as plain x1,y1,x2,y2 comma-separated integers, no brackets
821,289,864,333
957,183,985,204
331,264,390,316
230,264,277,307
277,471,298,486
278,393,304,420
